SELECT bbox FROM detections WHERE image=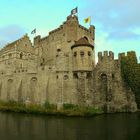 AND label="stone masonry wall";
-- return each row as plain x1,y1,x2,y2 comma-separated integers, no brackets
0,15,137,112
